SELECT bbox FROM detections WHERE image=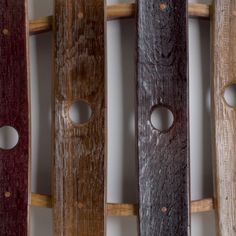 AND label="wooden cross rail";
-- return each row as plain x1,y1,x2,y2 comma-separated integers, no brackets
29,3,210,35
31,193,214,215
